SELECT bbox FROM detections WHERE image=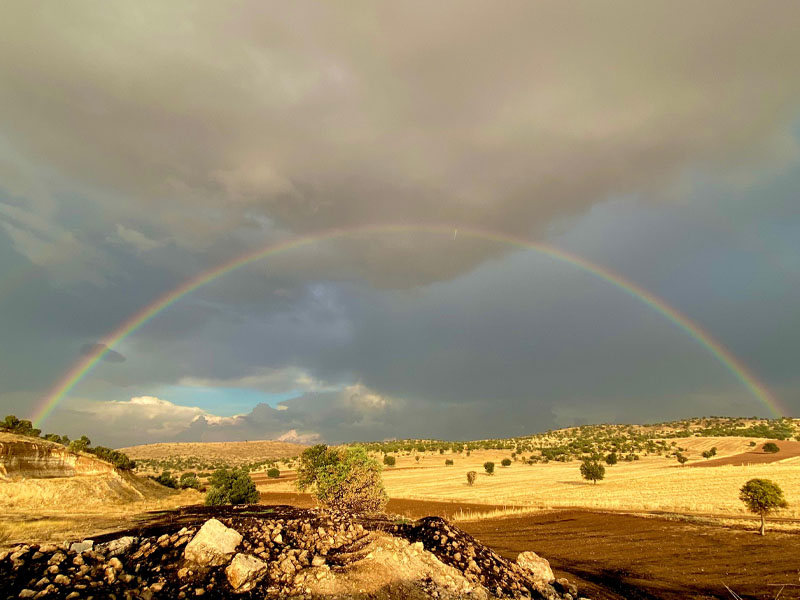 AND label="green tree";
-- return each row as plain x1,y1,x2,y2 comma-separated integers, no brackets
739,478,788,535
267,467,281,478
179,472,202,490
154,470,178,489
466,471,477,486
580,460,605,484
605,453,618,465
296,445,387,512
68,435,91,453
383,454,396,467
762,442,780,454
205,468,259,506
444,459,454,465
501,458,512,467
676,453,688,466
483,461,495,475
